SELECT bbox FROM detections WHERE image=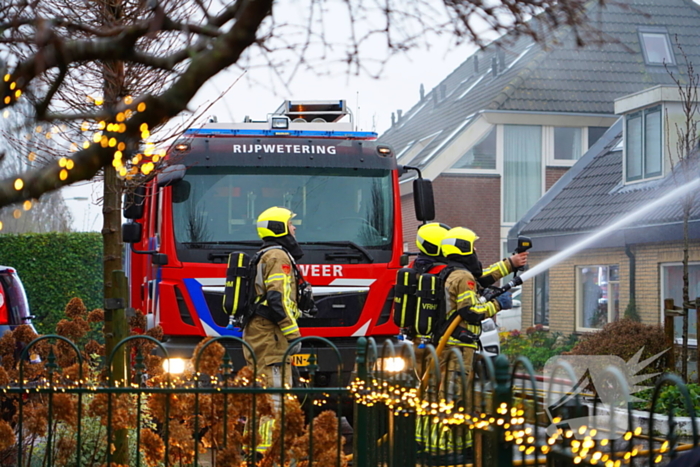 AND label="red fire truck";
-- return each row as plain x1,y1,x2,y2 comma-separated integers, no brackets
122,100,433,383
